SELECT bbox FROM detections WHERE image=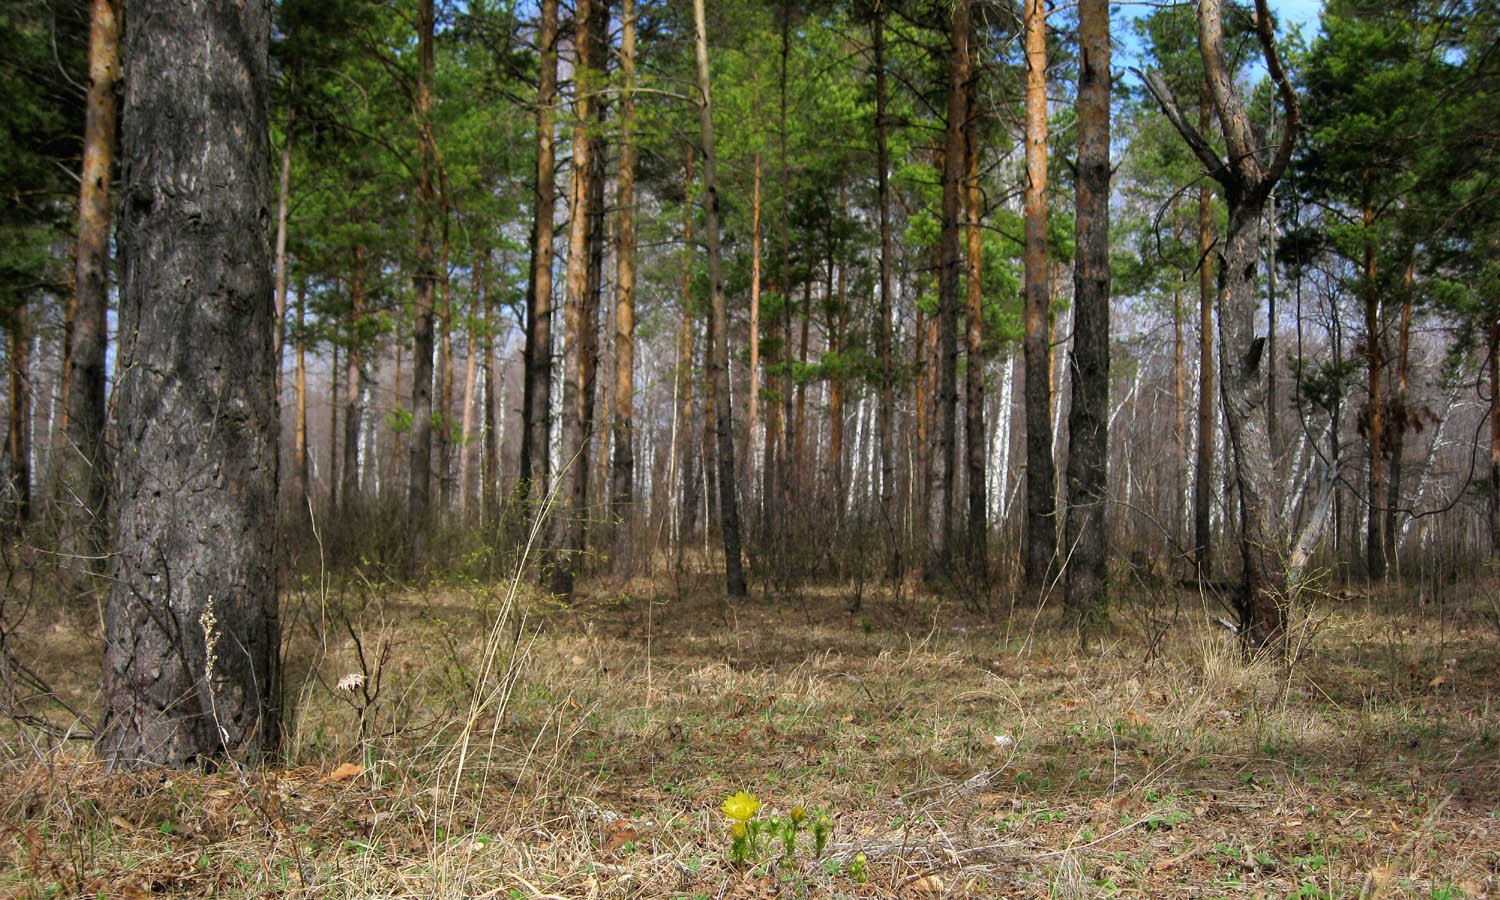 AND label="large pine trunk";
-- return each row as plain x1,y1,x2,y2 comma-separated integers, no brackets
103,0,279,766
1022,0,1056,587
1064,0,1111,631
